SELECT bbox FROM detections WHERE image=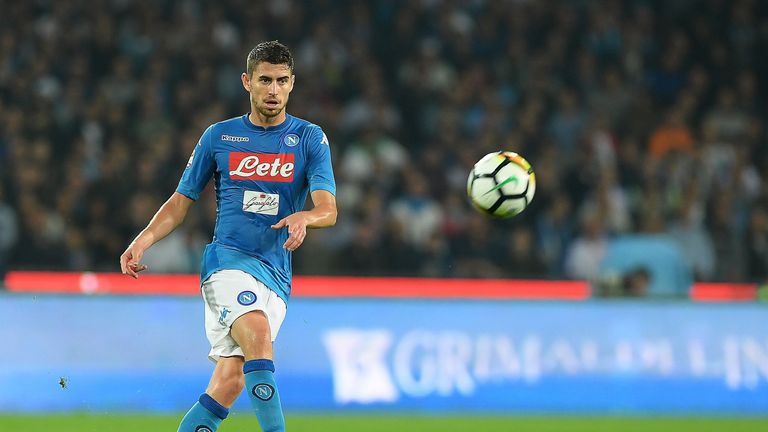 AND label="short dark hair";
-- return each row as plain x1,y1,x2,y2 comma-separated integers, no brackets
246,41,294,77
